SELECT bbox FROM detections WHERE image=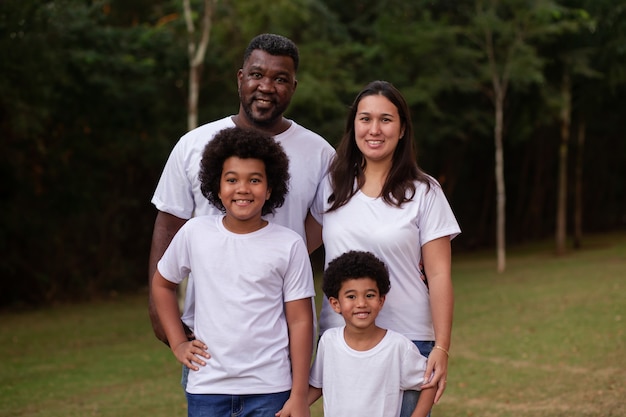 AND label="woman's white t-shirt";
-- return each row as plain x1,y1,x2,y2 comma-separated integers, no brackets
313,176,460,341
